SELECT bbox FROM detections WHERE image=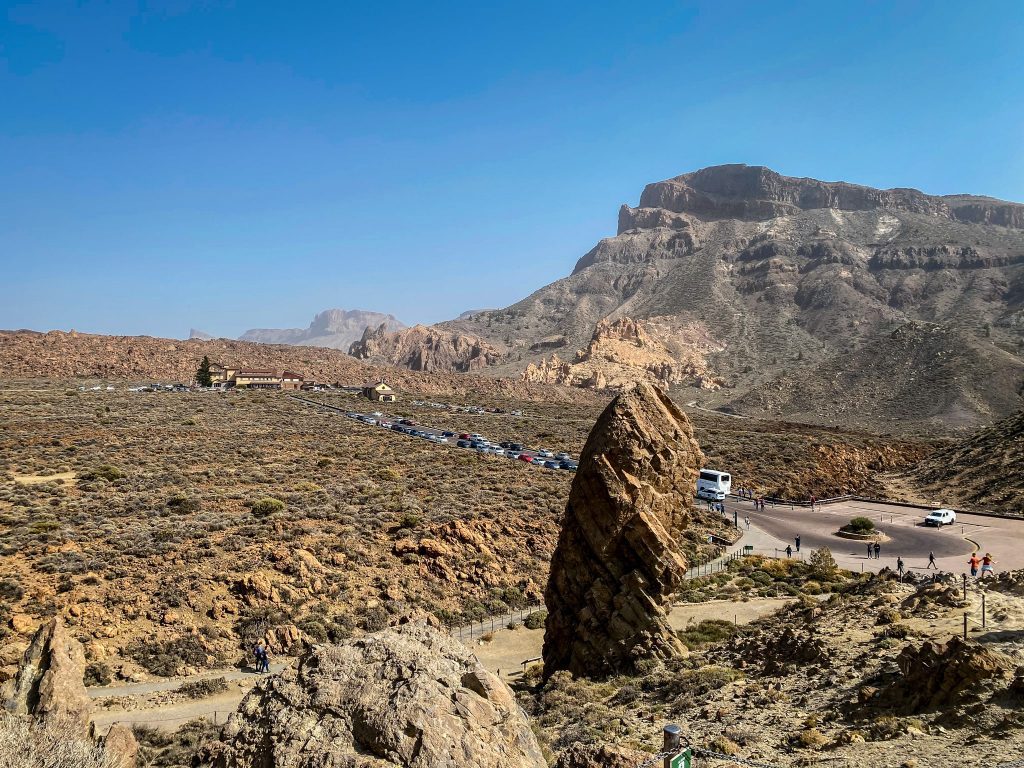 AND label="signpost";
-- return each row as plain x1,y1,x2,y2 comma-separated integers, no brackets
669,748,692,768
